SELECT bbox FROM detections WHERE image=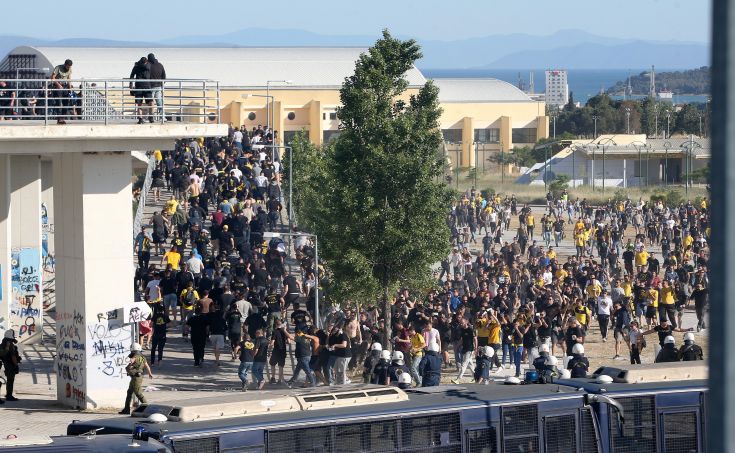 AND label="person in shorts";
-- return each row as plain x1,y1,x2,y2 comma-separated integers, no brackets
208,304,227,366
129,56,153,124
269,319,292,384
